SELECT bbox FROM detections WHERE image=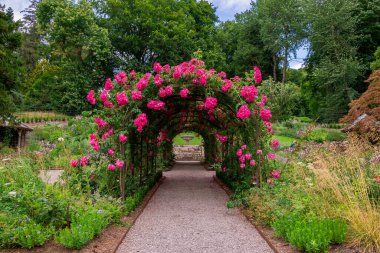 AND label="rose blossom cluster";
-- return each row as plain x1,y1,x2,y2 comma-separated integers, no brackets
101,127,113,140
95,117,107,128
115,71,127,85
240,85,258,103
89,133,100,151
147,100,165,110
215,133,228,143
236,144,255,169
237,105,251,120
134,113,148,132
204,97,217,109
131,90,142,100
70,155,90,168
270,139,280,149
154,74,164,86
87,90,95,105
116,91,129,106
179,88,189,98
159,86,173,98
254,66,262,84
